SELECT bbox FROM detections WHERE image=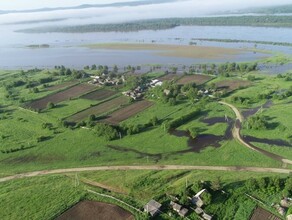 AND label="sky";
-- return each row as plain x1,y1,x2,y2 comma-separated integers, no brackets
0,0,291,25
0,0,291,11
